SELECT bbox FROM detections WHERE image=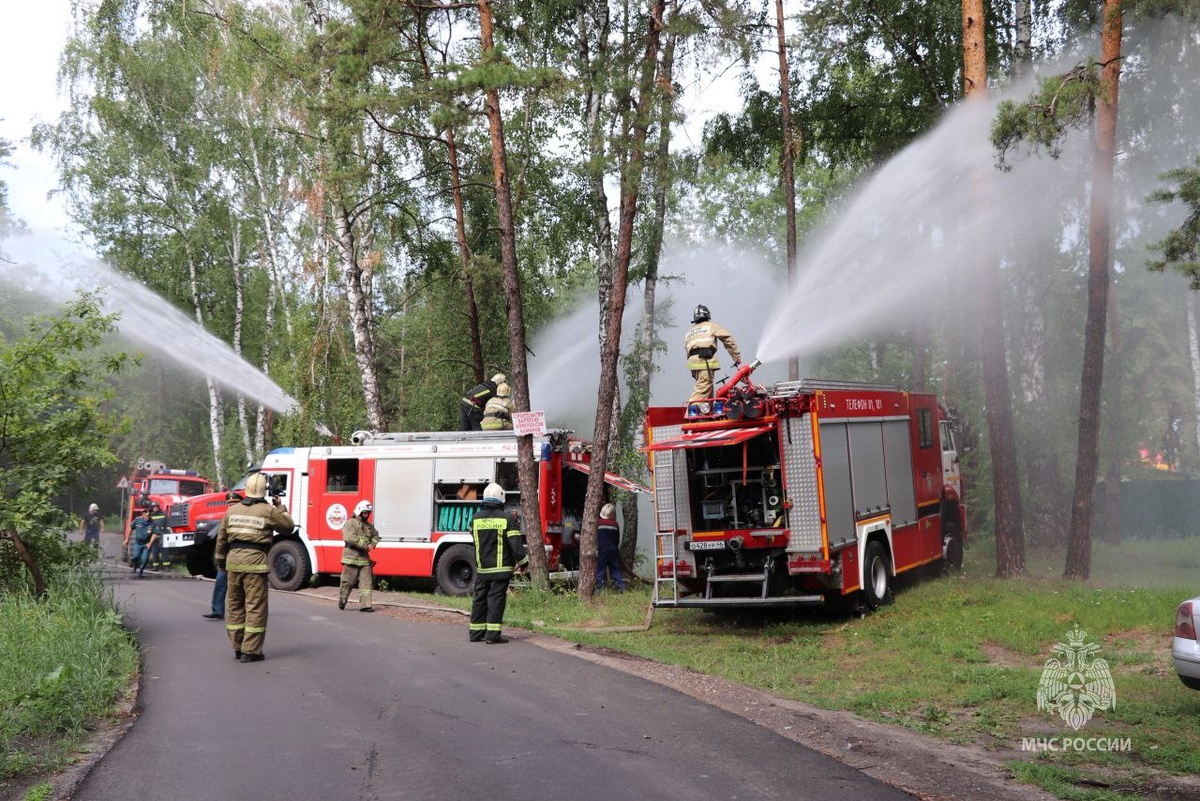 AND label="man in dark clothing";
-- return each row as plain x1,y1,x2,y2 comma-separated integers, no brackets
125,509,157,577
469,482,526,644
596,503,625,591
80,503,104,548
148,503,168,568
215,472,294,663
460,373,506,431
